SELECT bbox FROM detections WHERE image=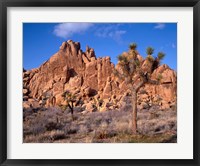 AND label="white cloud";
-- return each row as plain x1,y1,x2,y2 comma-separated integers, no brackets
95,25,114,38
94,25,126,42
154,23,165,30
108,30,126,41
53,23,93,38
53,23,126,43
